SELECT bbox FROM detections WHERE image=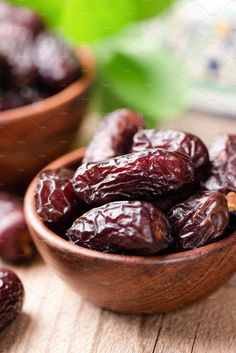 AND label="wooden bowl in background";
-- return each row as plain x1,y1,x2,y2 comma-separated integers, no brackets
24,148,236,314
0,48,95,190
